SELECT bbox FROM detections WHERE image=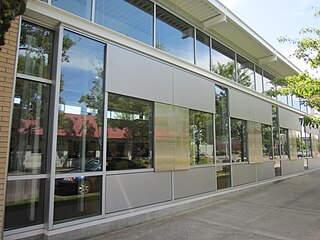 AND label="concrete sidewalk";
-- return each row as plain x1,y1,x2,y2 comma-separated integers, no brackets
90,170,320,240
